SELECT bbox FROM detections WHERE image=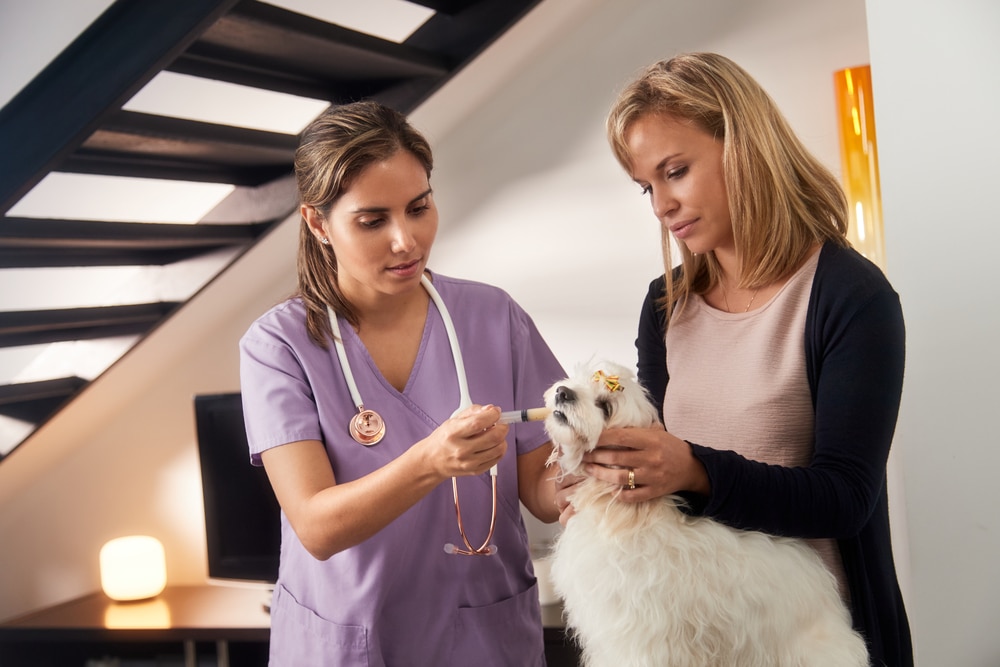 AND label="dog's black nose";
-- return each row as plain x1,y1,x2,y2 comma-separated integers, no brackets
554,386,577,404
